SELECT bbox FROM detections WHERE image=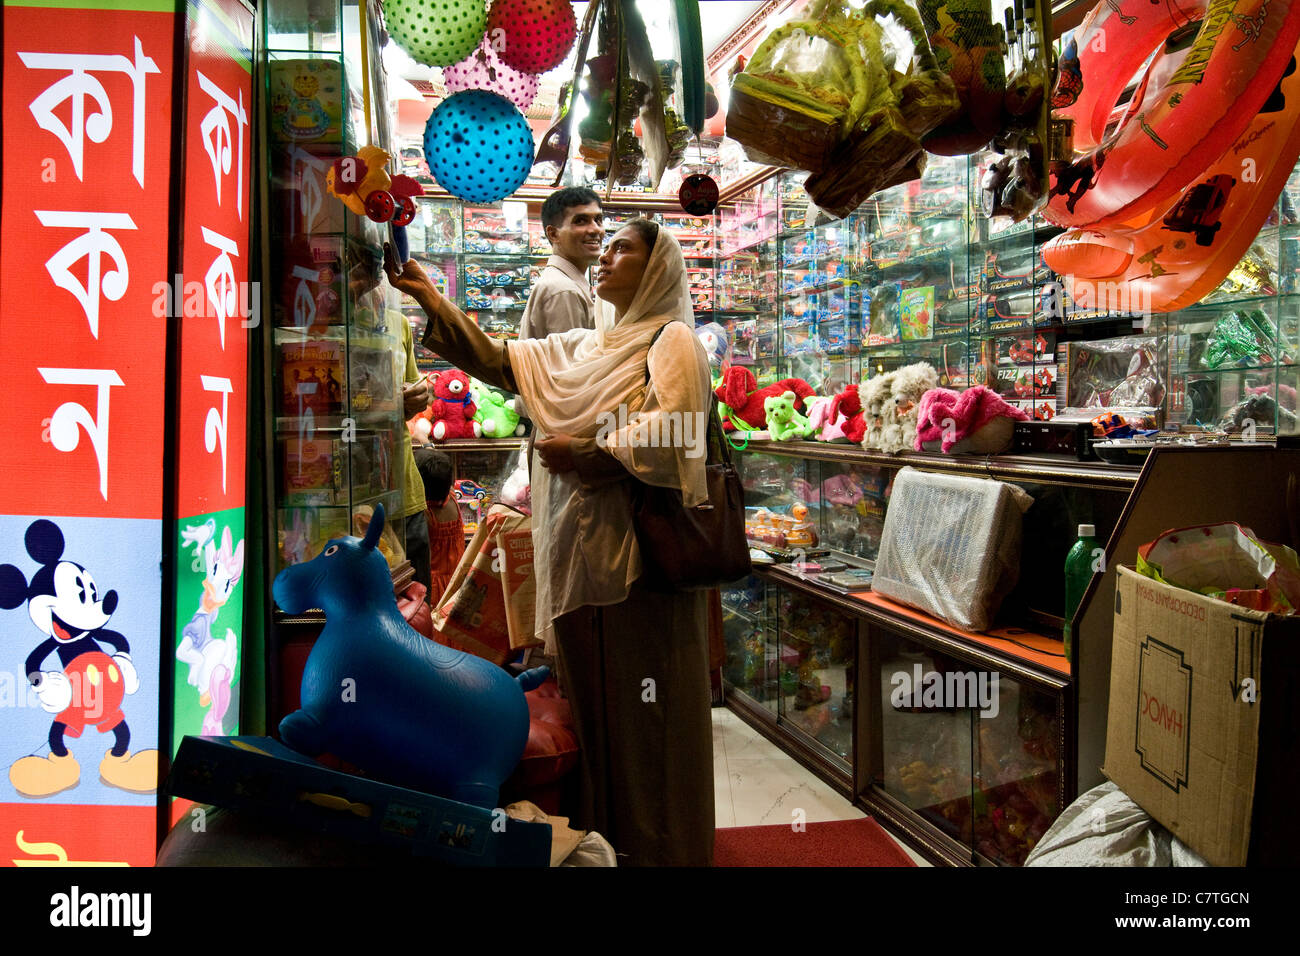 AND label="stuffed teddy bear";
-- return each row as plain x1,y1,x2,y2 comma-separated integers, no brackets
427,369,478,441
879,362,939,454
804,395,840,441
861,372,897,450
764,390,816,441
716,366,816,432
469,378,526,437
